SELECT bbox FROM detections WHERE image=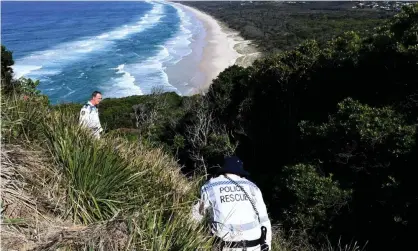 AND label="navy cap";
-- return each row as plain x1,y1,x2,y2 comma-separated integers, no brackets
217,156,250,177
